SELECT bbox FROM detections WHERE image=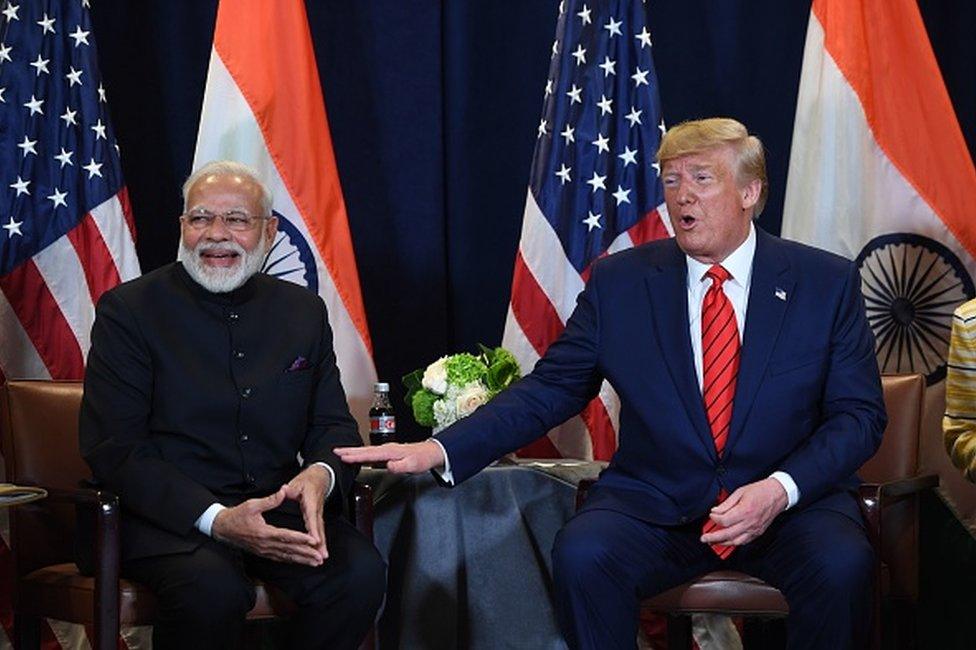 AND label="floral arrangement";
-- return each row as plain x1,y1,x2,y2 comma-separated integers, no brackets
403,345,521,431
